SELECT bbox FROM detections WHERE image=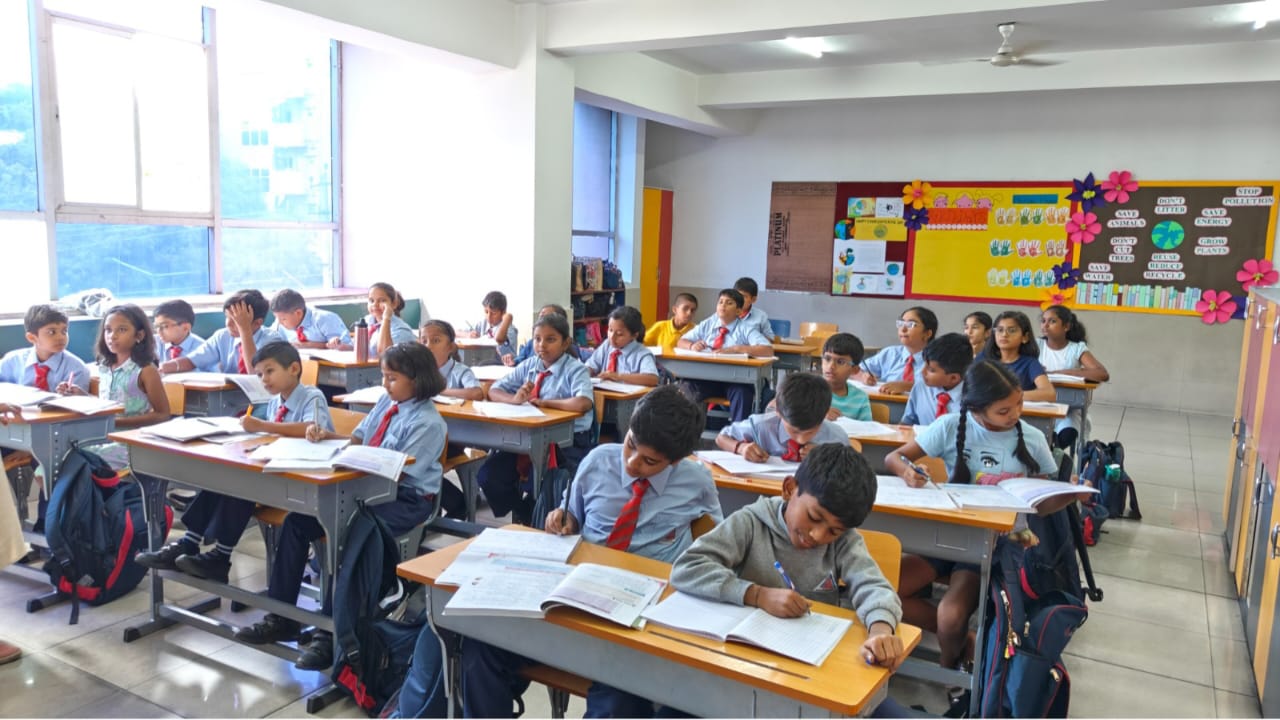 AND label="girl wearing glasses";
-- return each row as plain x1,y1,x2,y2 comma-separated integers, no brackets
854,306,937,395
